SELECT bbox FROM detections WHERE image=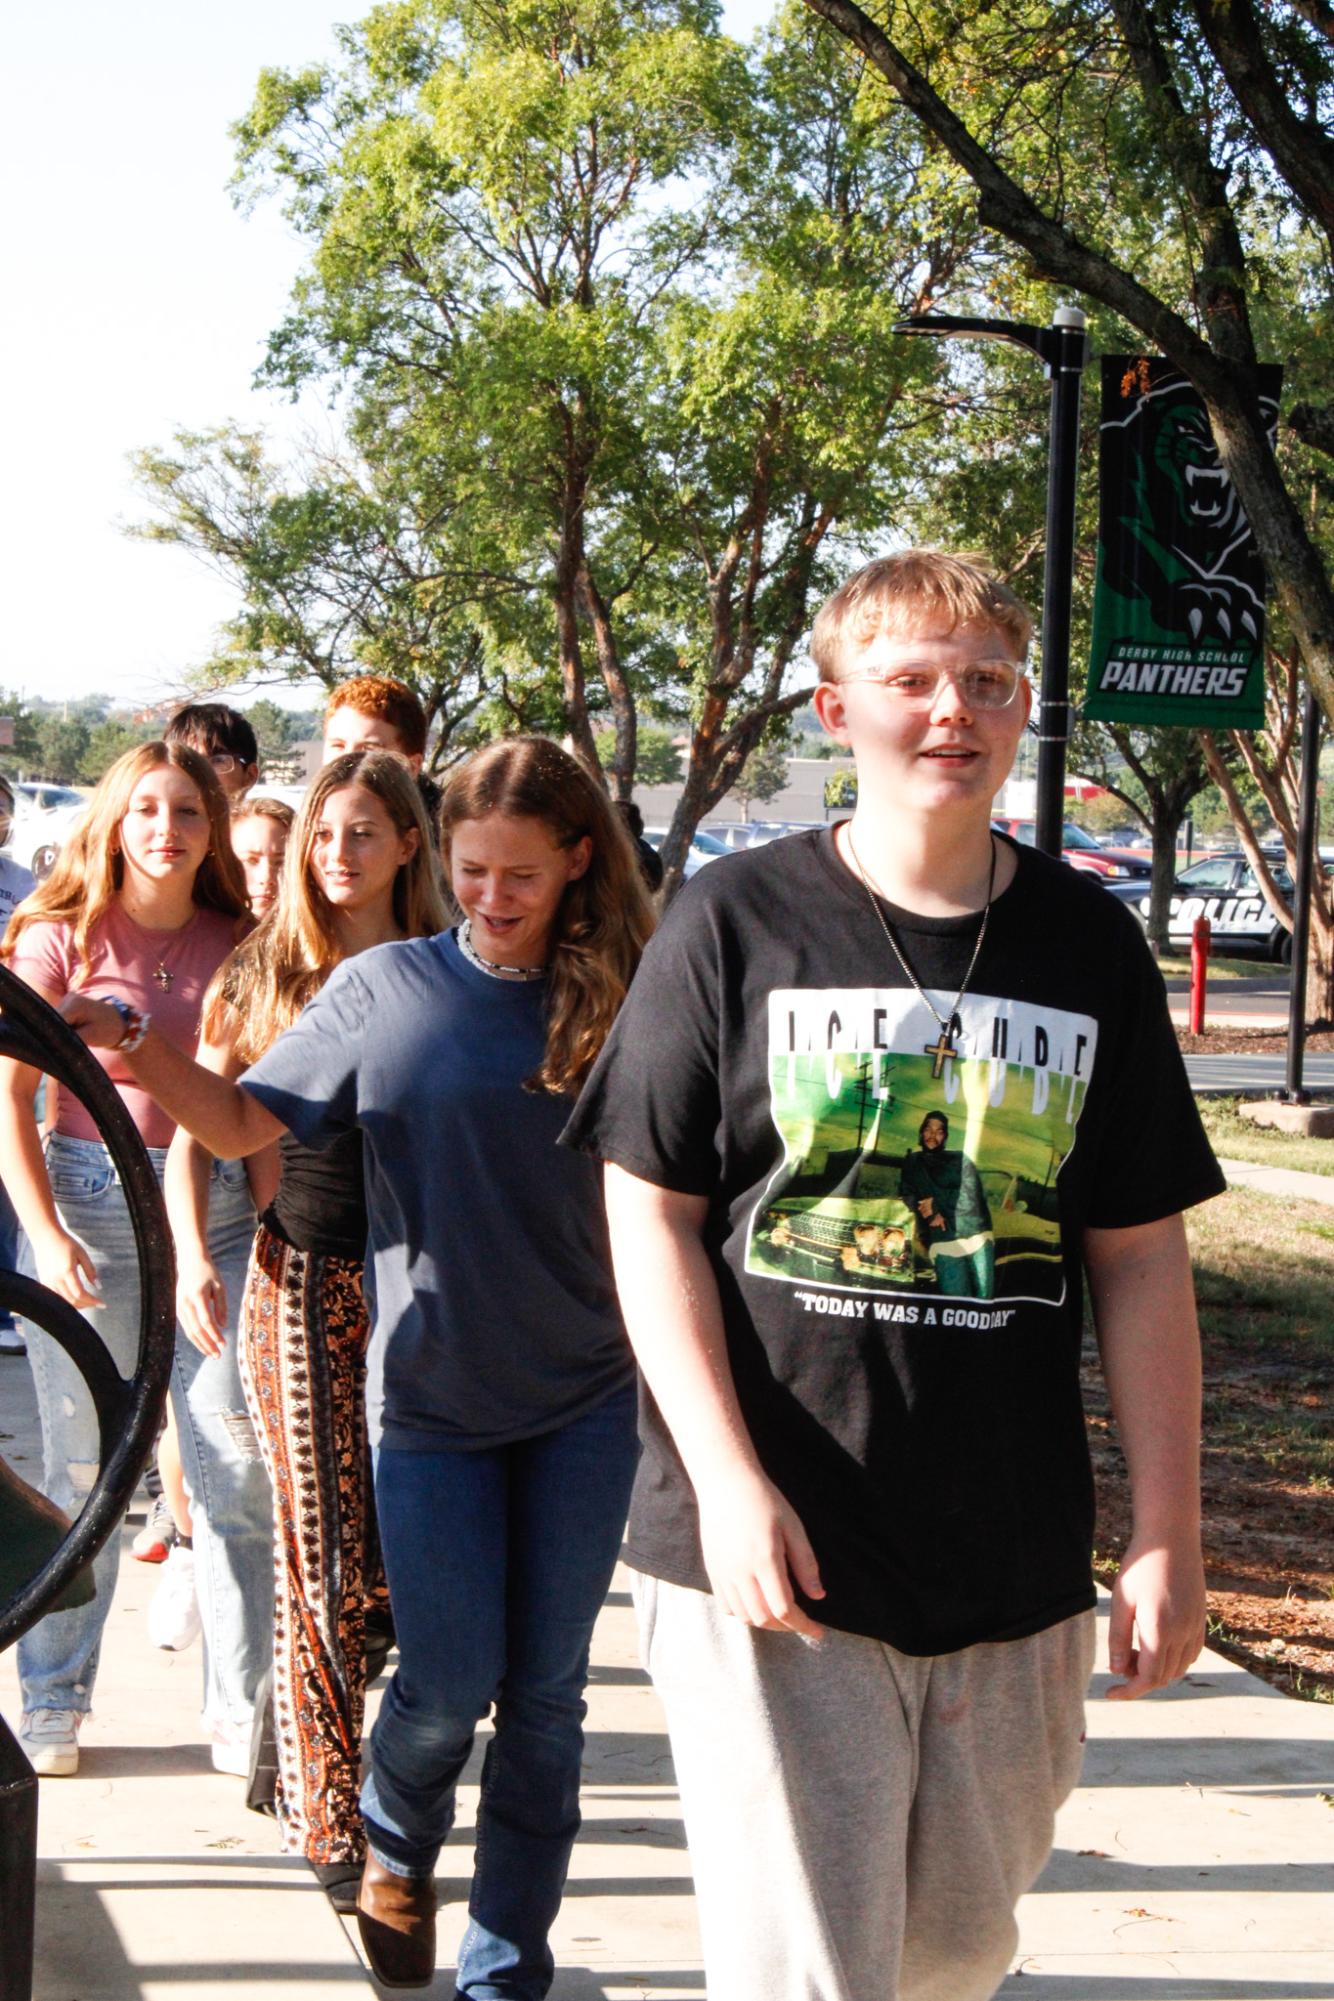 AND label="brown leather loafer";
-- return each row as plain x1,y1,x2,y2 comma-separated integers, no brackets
356,1852,437,1989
